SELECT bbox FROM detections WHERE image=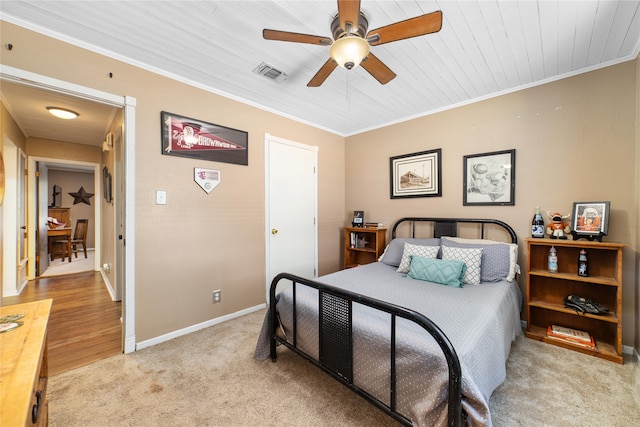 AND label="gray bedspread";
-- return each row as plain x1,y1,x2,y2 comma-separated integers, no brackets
255,262,522,426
